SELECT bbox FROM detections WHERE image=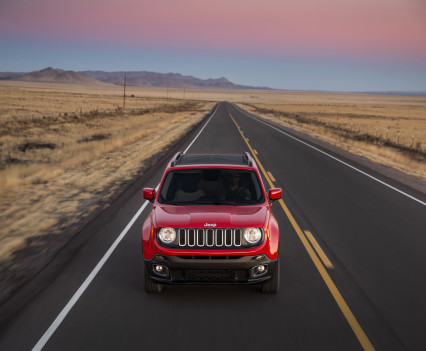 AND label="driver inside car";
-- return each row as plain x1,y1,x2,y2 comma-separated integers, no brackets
220,173,251,201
